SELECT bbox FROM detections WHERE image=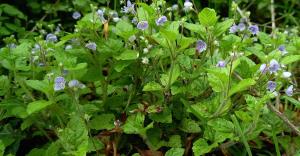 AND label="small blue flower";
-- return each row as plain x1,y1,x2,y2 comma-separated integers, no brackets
156,16,167,26
278,45,288,55
259,64,268,74
171,4,178,11
97,9,106,23
68,80,80,88
46,33,58,42
85,42,97,51
137,21,149,30
54,76,66,91
216,60,226,68
248,25,259,35
269,59,280,74
122,0,135,14
237,23,246,31
131,17,138,25
229,24,238,33
7,43,17,49
196,40,207,53
267,81,276,92
72,11,81,20
285,85,293,96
